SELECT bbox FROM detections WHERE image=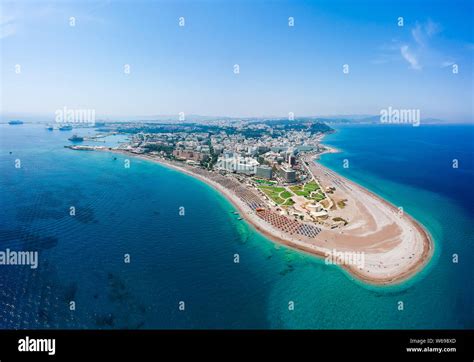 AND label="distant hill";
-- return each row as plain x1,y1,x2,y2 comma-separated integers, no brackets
314,115,447,124
0,112,449,125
